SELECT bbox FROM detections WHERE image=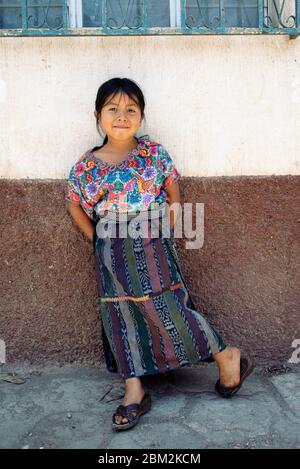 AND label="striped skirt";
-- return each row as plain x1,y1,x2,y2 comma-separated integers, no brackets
93,210,226,379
